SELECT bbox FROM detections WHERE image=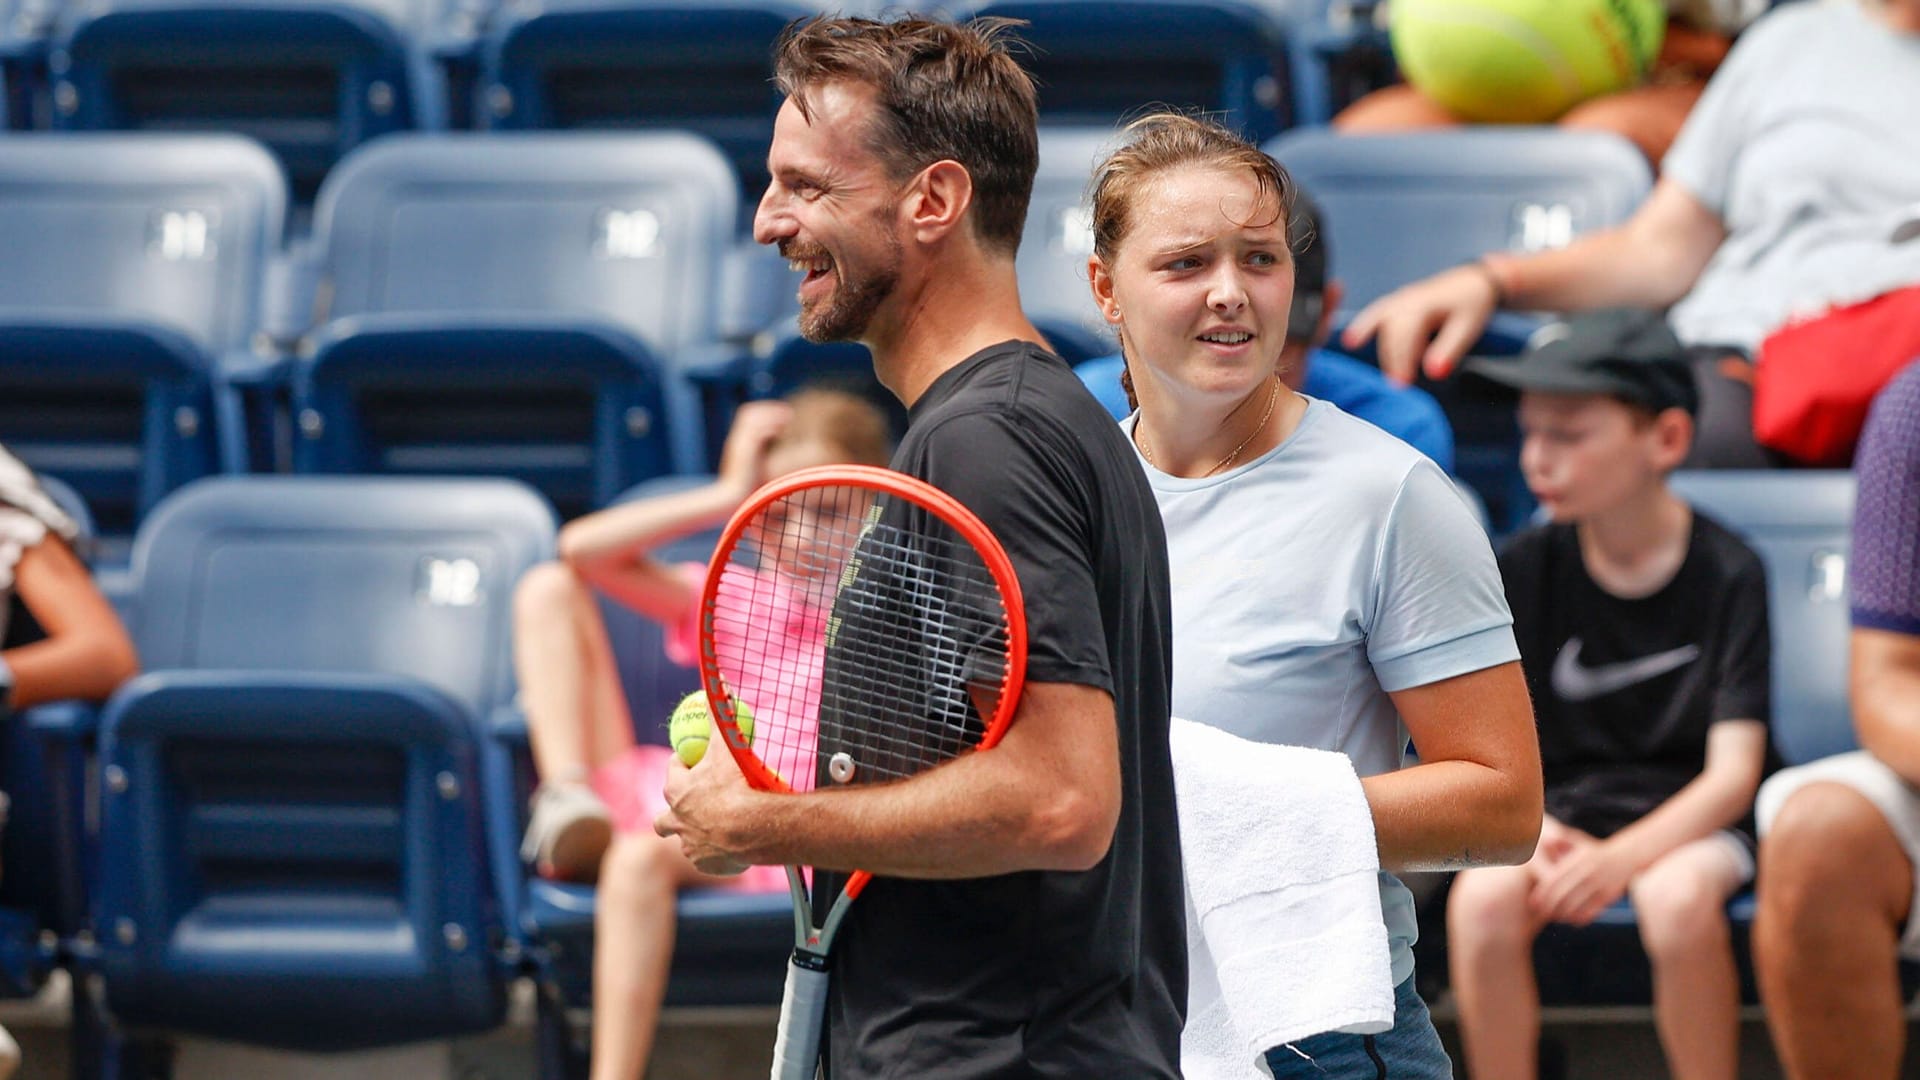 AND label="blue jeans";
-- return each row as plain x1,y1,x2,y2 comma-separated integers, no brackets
1263,975,1453,1079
